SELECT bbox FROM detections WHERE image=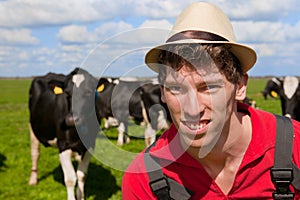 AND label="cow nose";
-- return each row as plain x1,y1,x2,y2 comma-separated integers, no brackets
285,114,292,118
65,113,80,127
